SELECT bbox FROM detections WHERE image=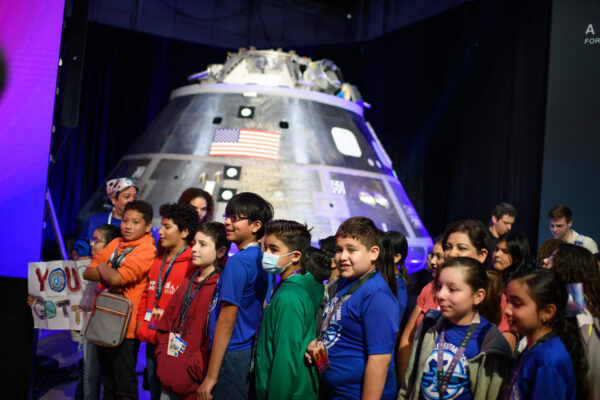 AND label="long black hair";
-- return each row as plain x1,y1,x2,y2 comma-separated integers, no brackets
511,269,589,399
385,230,409,284
497,231,534,285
